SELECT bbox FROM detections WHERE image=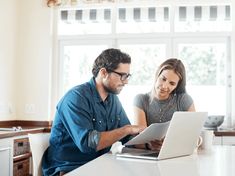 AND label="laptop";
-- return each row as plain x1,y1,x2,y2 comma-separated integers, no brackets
116,111,207,160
